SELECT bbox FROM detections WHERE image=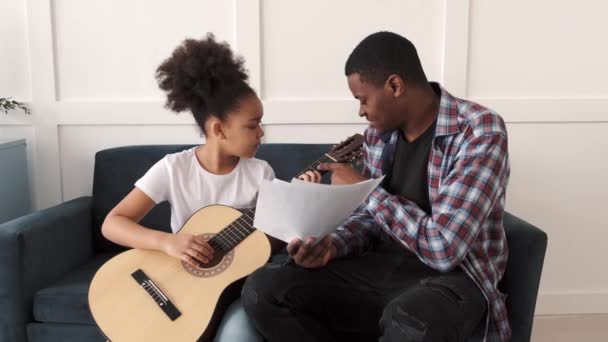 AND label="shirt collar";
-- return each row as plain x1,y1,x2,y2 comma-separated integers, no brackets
379,82,460,144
